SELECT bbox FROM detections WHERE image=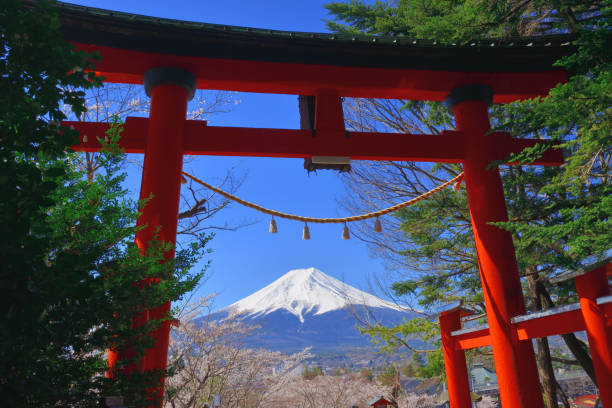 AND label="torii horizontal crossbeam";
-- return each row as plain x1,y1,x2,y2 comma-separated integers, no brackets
65,117,563,165
71,42,568,103
58,1,573,103
452,283,612,351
